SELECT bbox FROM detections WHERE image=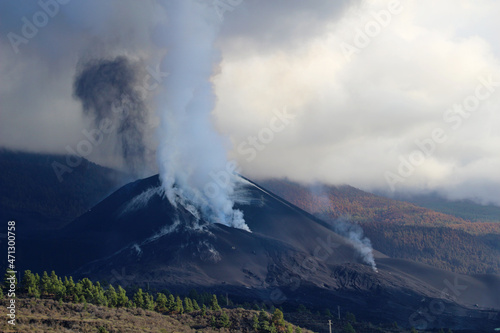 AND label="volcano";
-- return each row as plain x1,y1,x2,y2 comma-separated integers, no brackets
22,175,500,331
